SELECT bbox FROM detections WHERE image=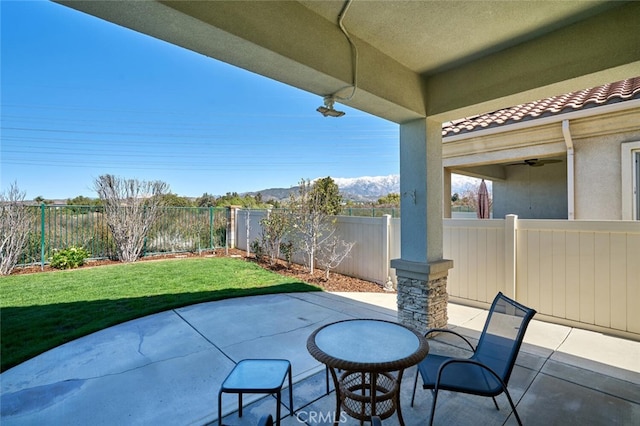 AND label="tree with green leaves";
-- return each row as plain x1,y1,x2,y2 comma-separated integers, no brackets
196,193,217,207
215,192,272,209
34,196,52,205
256,209,293,267
311,176,342,215
66,195,102,213
160,193,193,207
215,192,242,207
377,193,400,206
67,195,100,206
